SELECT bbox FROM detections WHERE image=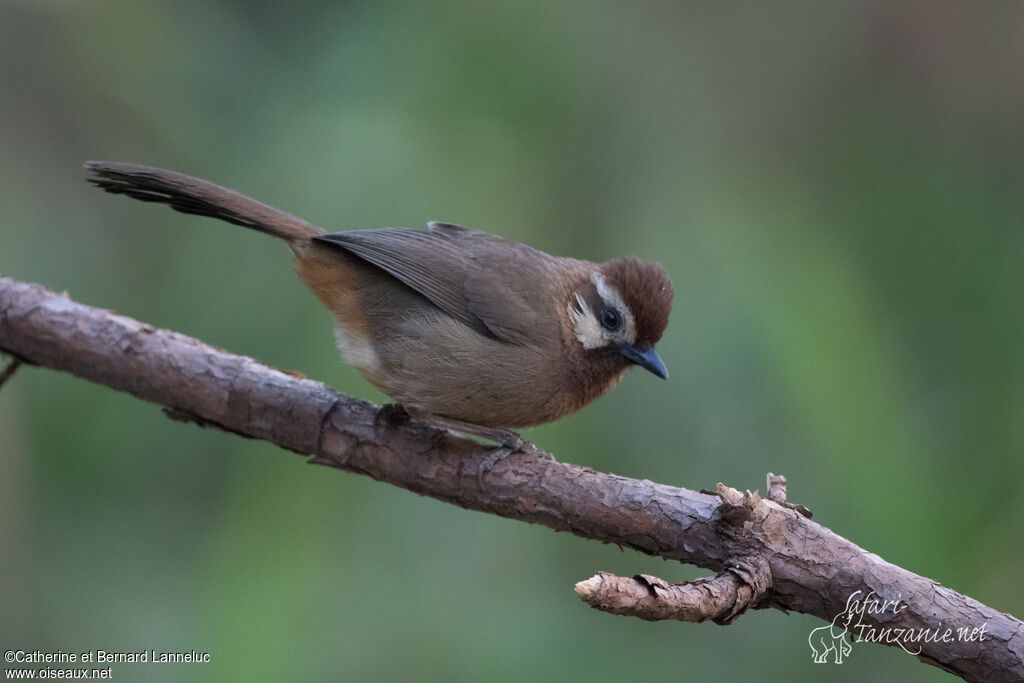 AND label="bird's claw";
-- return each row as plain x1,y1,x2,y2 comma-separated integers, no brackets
476,435,545,487
479,445,516,482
